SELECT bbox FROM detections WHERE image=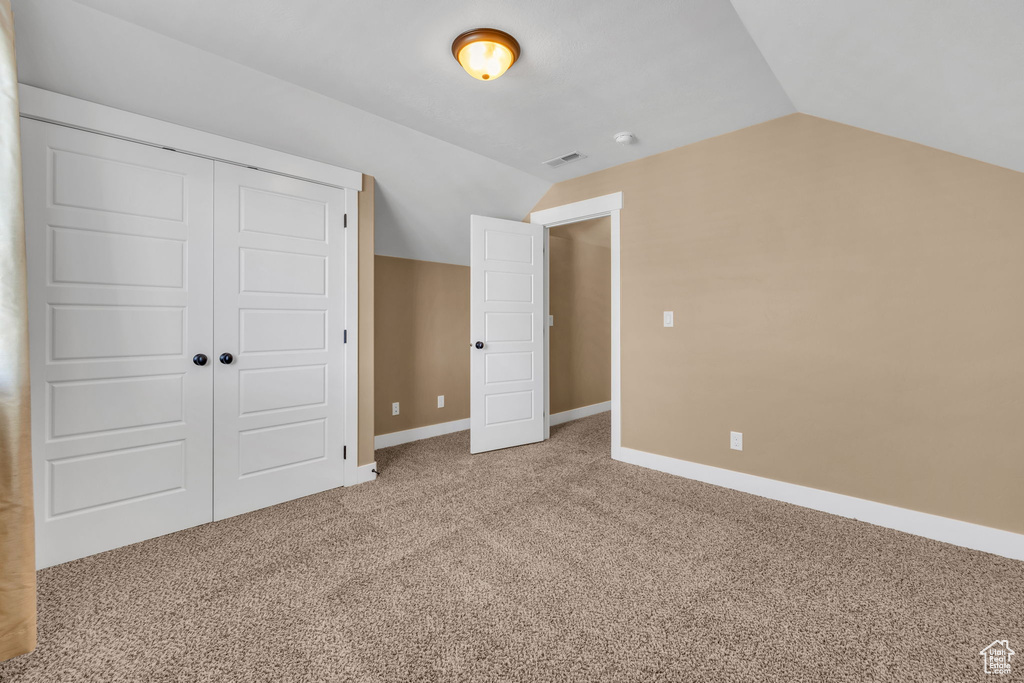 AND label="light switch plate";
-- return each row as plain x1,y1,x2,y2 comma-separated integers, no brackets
437,395,445,408
548,315,554,327
663,311,674,327
730,431,743,451
392,402,400,416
